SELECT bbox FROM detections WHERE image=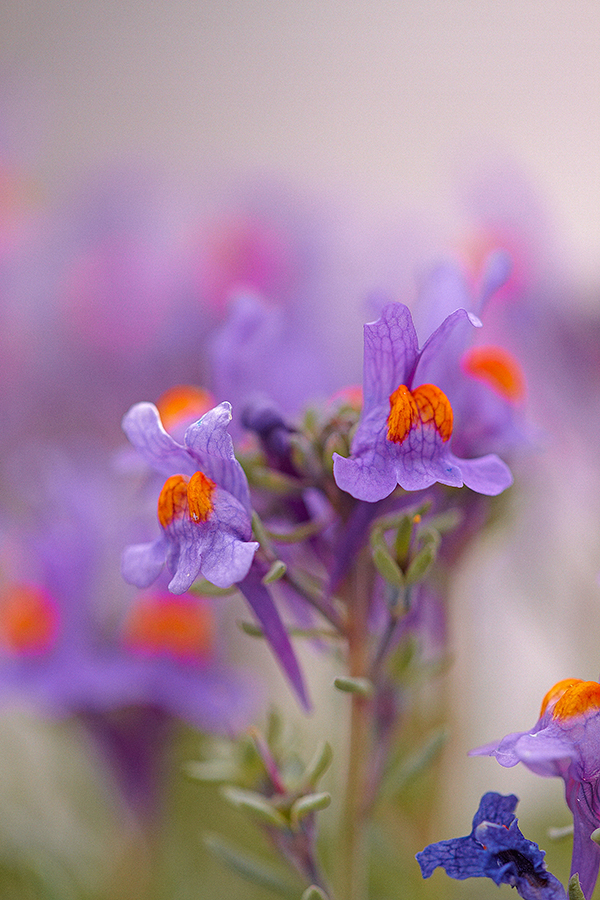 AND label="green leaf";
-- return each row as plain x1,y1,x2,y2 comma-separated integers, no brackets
333,676,373,697
290,792,331,827
405,537,438,585
263,560,288,583
301,887,329,900
188,580,236,597
372,544,405,588
302,741,333,788
221,786,288,828
394,514,414,566
568,873,586,900
203,833,299,897
237,620,265,637
248,467,305,495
